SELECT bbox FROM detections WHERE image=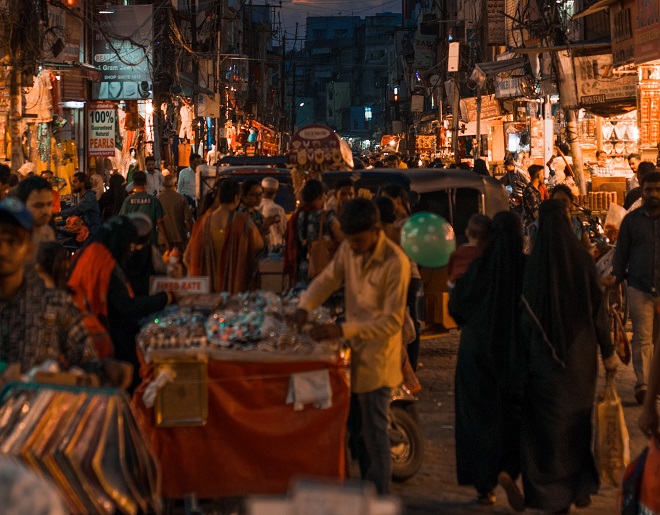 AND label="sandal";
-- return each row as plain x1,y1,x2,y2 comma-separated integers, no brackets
477,490,496,505
497,471,525,512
